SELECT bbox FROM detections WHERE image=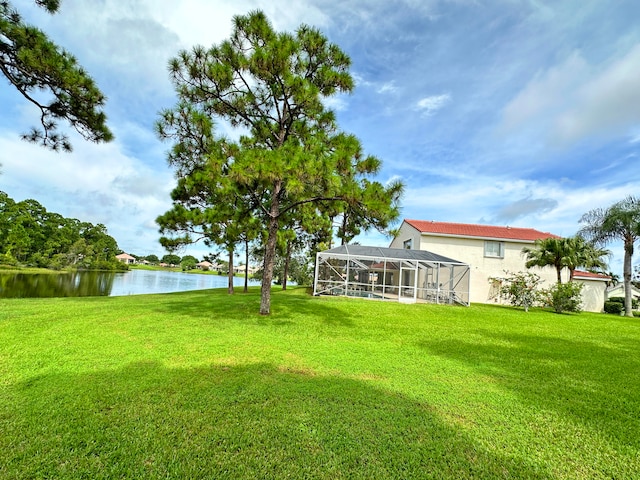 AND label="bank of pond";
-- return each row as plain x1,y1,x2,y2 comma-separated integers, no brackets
0,269,260,298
